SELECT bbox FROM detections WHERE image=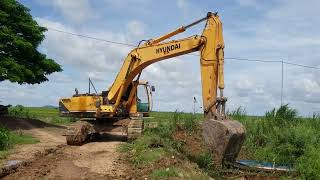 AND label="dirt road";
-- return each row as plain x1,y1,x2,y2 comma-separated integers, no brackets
0,117,130,180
